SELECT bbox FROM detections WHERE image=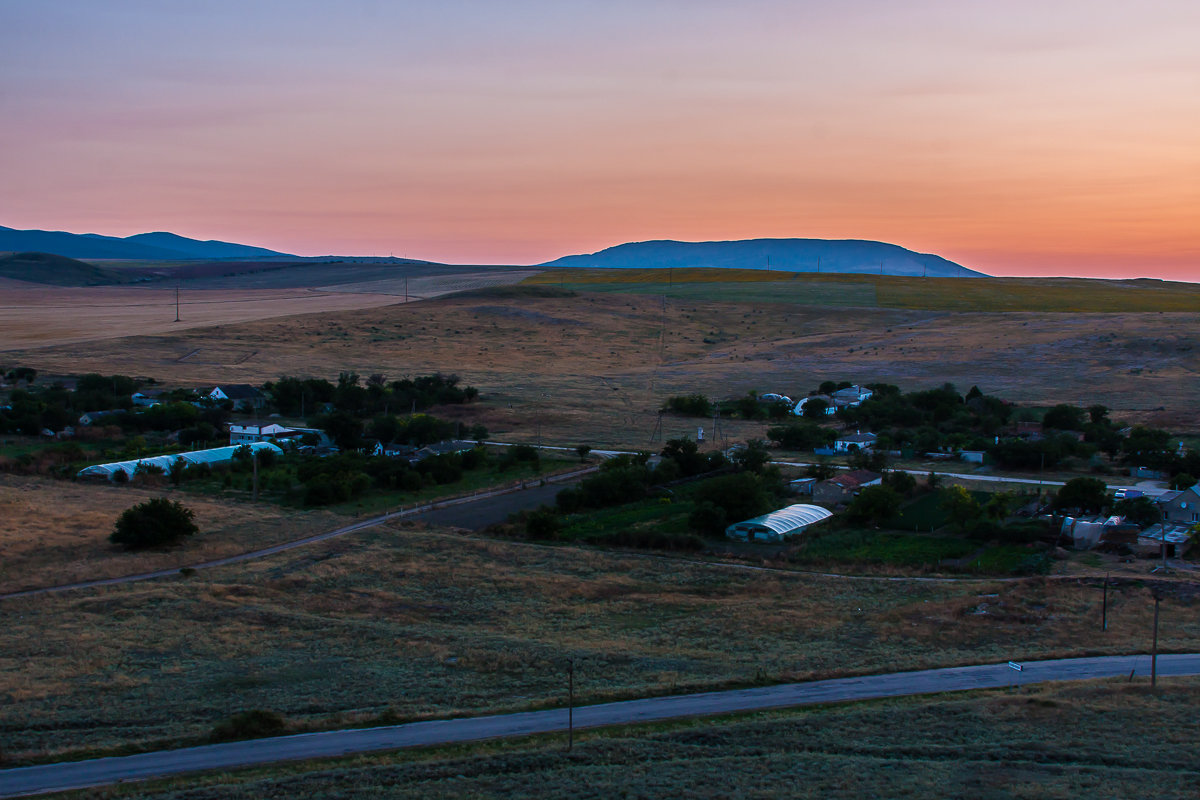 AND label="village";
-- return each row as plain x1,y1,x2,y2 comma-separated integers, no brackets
2,367,1196,574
